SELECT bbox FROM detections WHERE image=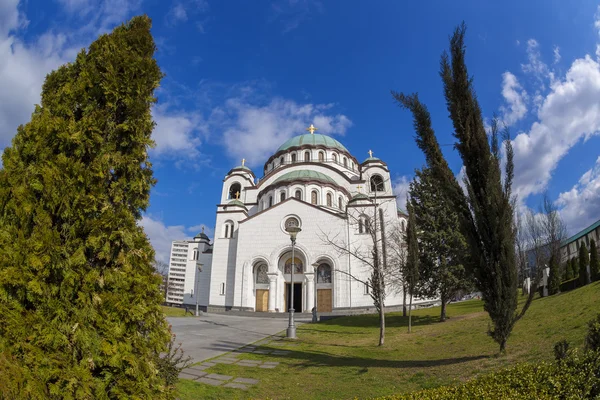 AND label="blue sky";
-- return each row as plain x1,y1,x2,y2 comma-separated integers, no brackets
2,0,600,261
